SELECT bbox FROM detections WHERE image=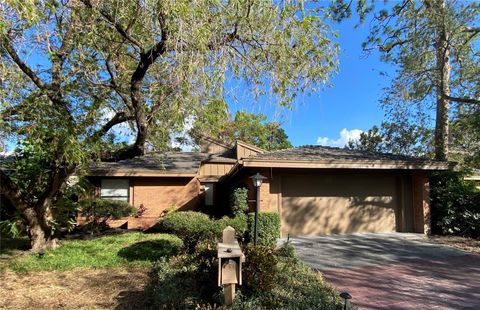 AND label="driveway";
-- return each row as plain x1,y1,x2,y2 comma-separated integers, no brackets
286,233,480,310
